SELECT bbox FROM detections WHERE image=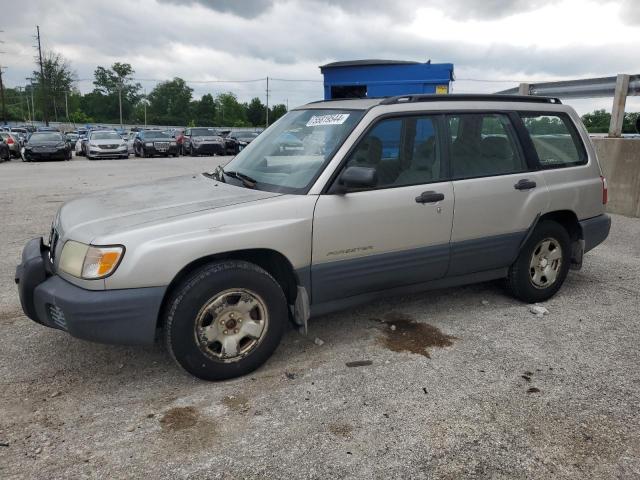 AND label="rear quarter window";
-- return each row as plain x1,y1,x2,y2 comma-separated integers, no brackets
520,113,587,168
